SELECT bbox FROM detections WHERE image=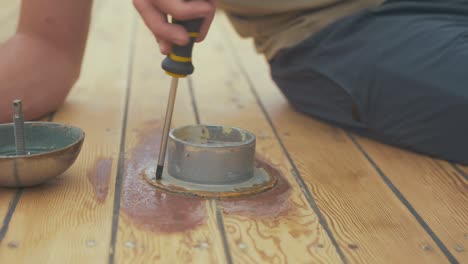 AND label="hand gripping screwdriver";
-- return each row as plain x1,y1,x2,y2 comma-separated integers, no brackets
156,17,203,180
